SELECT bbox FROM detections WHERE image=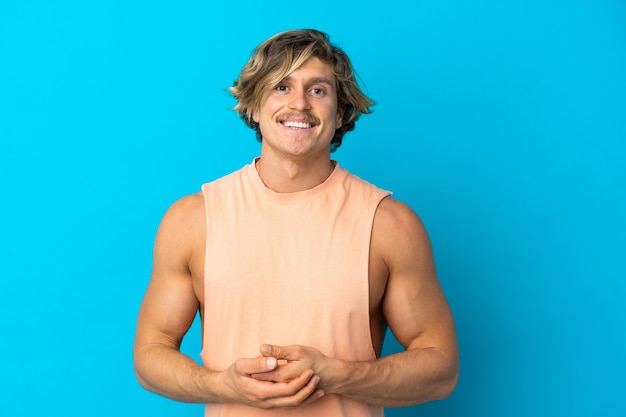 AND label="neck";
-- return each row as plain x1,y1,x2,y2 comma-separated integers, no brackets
255,155,335,193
